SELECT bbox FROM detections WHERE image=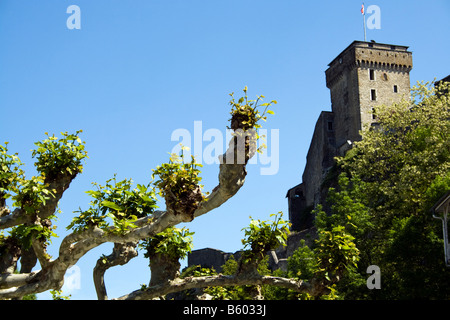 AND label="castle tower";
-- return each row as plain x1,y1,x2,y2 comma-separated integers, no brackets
287,41,413,232
325,41,413,149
